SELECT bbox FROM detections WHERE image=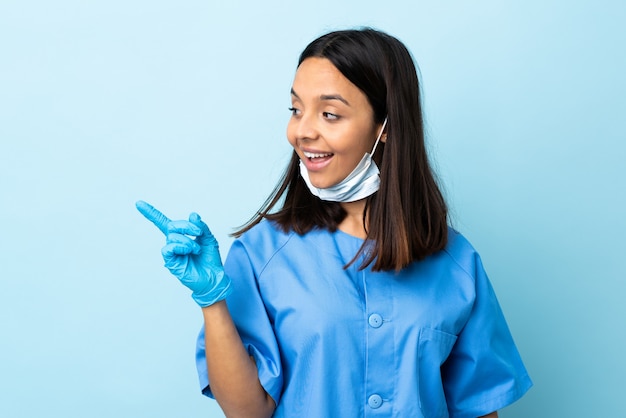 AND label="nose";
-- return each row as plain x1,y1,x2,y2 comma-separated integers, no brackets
291,111,320,143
